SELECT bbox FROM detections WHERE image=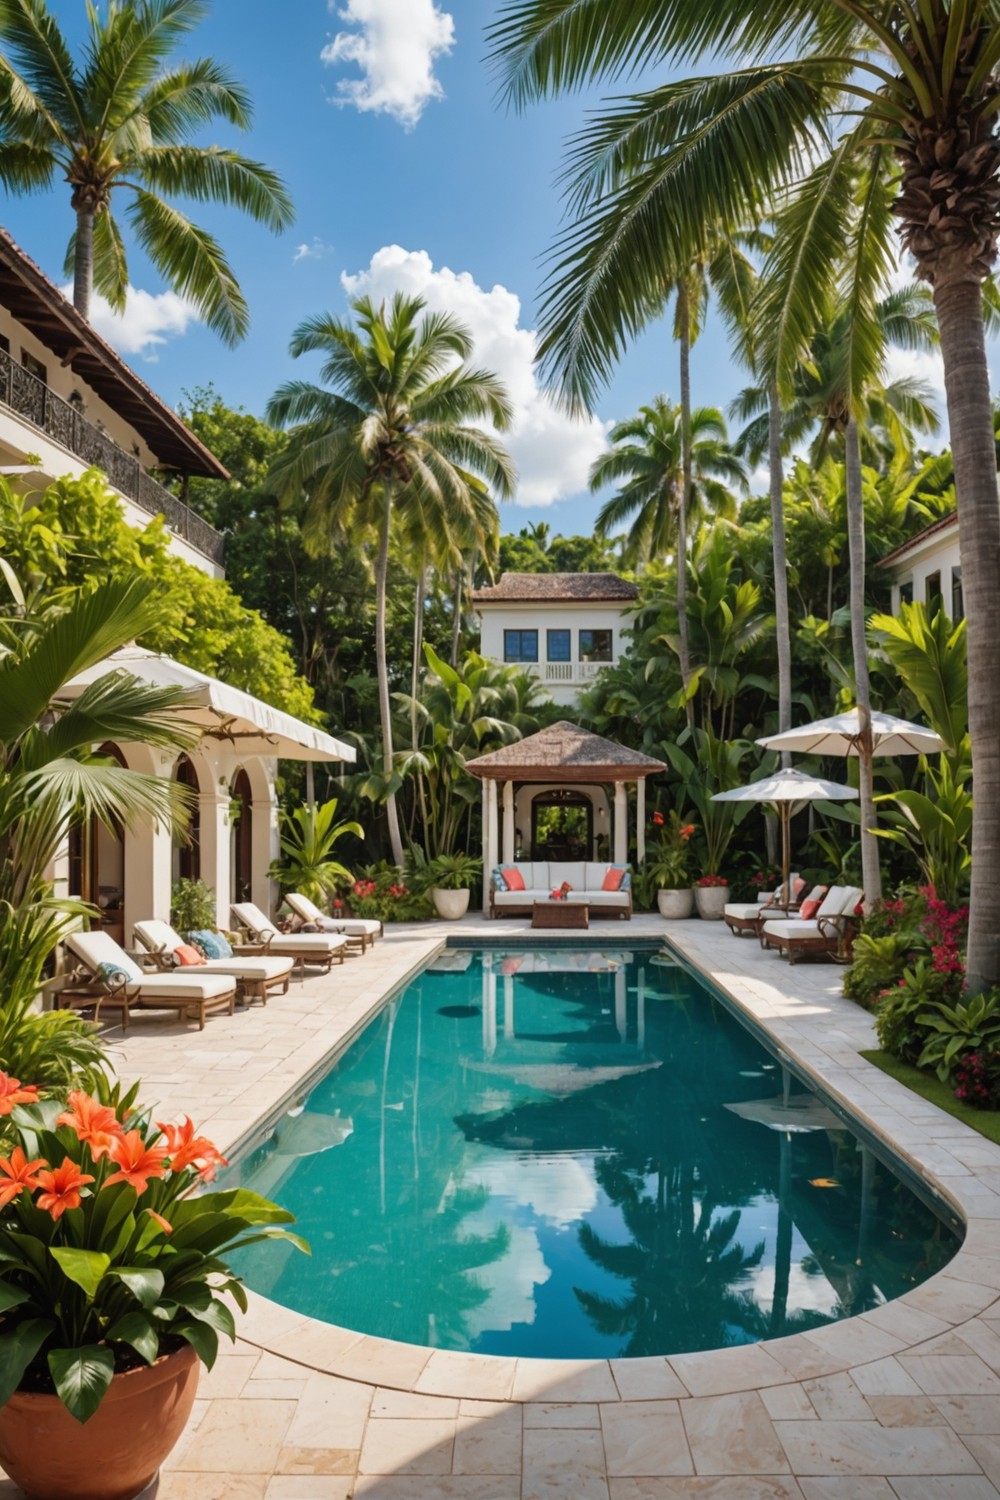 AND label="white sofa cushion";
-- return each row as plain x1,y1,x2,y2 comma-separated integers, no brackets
548,861,580,889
